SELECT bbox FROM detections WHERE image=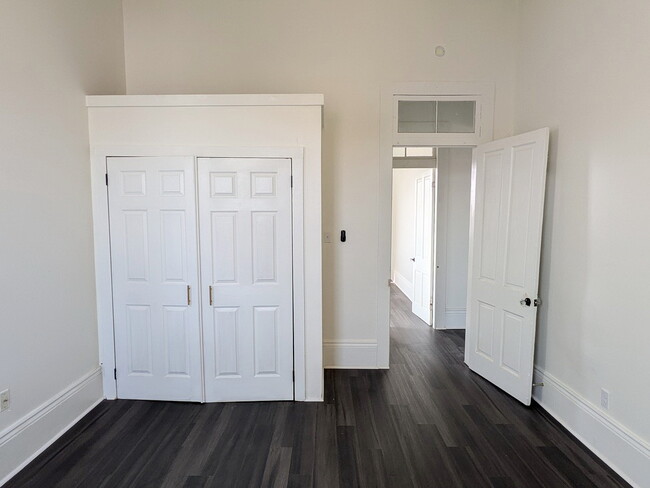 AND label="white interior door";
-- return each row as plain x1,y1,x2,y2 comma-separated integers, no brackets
198,158,294,402
108,156,202,402
412,170,434,325
465,128,549,405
